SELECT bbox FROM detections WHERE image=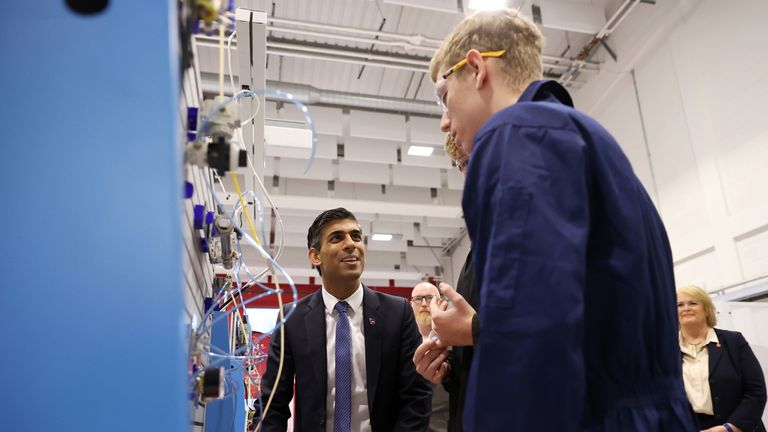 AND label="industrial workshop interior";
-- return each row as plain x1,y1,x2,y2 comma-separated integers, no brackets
3,0,768,431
